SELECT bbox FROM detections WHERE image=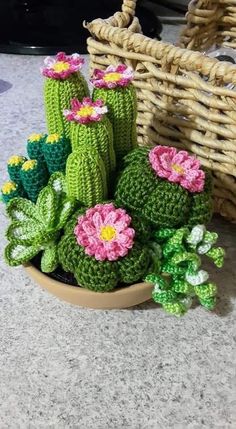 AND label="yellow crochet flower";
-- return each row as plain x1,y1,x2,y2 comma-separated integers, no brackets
21,160,37,171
